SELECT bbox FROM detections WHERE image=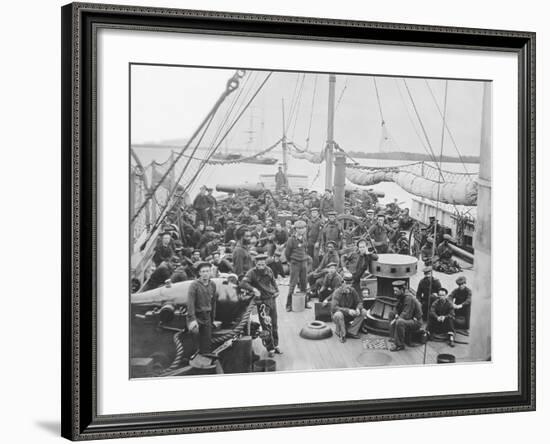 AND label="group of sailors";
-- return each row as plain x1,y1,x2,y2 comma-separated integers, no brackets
137,182,471,357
